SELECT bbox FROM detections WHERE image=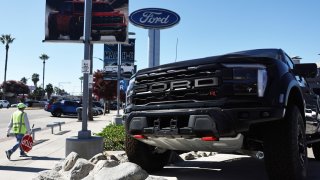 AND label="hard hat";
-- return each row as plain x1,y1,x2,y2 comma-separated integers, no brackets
17,103,27,109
